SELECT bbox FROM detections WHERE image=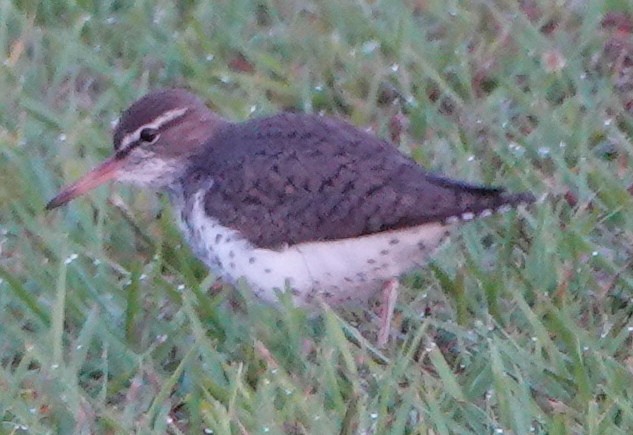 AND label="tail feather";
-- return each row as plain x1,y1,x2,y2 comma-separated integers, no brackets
441,188,535,225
